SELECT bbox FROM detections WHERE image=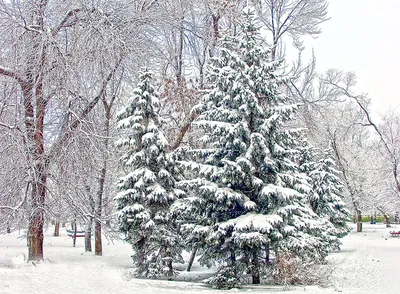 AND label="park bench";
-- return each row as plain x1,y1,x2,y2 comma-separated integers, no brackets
389,231,400,237
66,229,85,237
